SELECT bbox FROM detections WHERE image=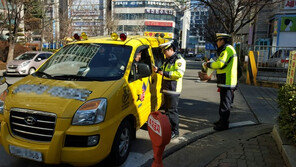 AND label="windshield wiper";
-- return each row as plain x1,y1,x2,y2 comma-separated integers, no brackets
51,75,100,81
33,71,53,79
